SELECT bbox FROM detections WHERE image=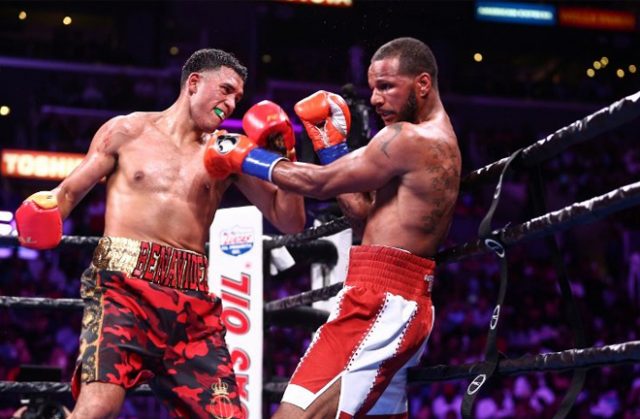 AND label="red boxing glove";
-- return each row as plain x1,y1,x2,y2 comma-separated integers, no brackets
15,191,62,249
294,90,351,164
204,131,285,182
242,100,297,161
